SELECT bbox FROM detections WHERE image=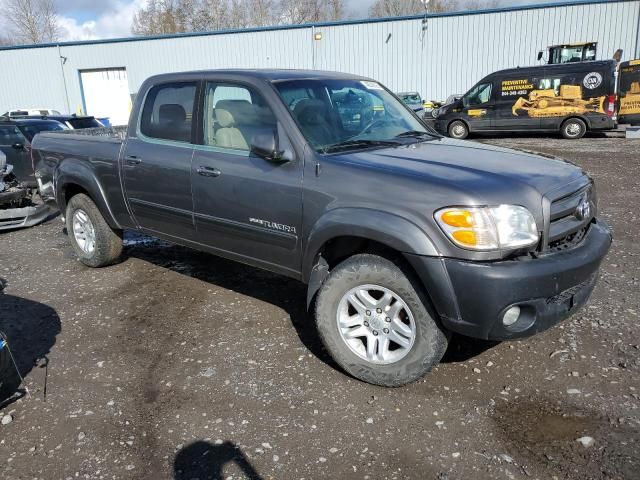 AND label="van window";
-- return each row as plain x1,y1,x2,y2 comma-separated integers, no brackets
140,82,197,143
464,83,492,106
